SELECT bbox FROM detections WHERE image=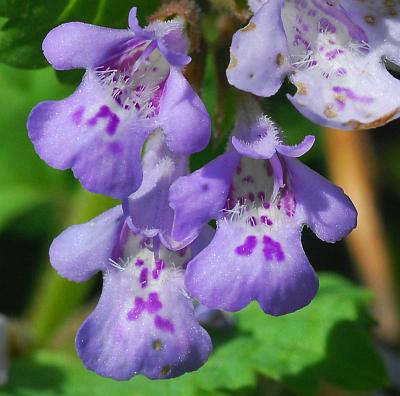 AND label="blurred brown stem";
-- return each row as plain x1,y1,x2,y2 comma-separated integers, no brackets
324,128,399,344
